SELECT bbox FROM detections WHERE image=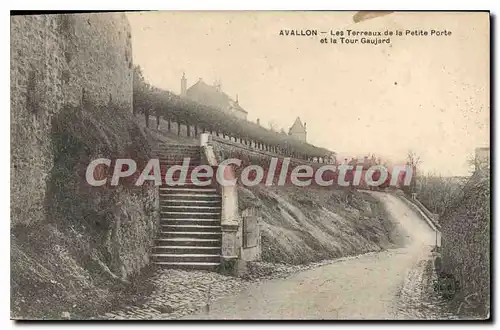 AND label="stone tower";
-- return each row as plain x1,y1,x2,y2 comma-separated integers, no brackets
288,117,307,143
11,13,133,227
